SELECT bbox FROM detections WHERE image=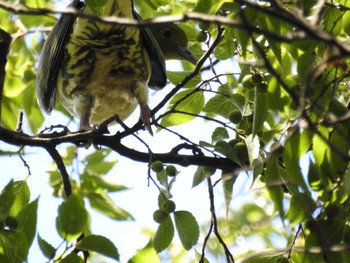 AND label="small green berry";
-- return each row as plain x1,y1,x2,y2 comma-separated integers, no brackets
242,74,255,89
256,82,268,93
166,165,177,177
251,73,263,85
153,209,168,223
151,161,164,173
228,109,242,124
197,31,208,42
162,200,176,214
228,139,240,147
